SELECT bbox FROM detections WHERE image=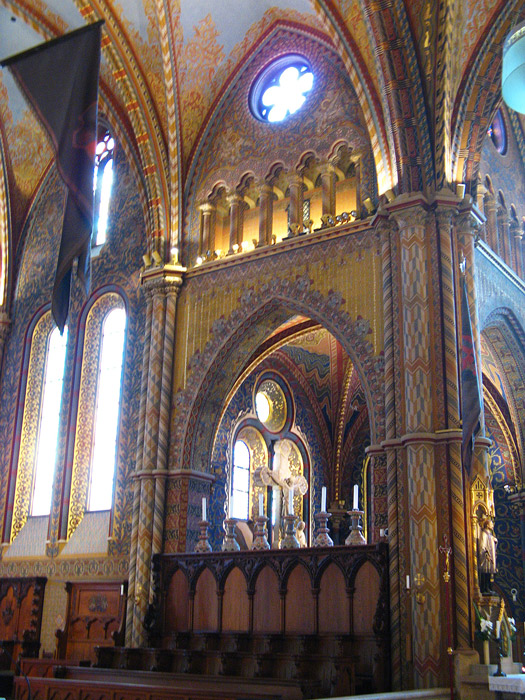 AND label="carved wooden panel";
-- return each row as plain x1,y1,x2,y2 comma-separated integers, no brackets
285,564,315,633
0,577,46,670
318,563,348,633
58,581,125,664
165,570,189,633
222,568,249,632
253,566,280,633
